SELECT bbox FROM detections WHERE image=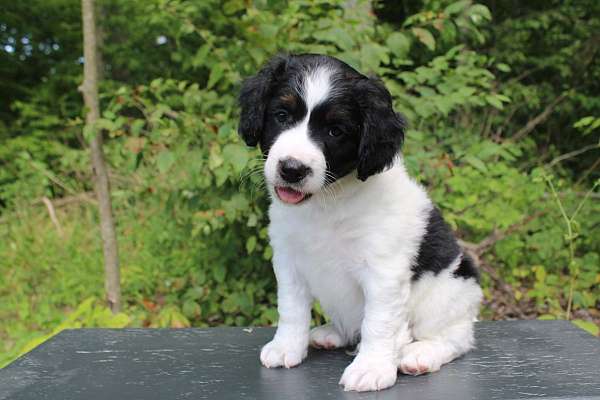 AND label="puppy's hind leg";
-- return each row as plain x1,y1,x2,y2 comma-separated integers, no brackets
399,320,475,375
399,266,482,376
